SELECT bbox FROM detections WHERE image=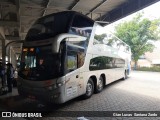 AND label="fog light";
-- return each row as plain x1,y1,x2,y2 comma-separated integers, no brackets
57,81,65,87
47,86,53,90
57,83,62,87
47,84,57,90
17,82,22,86
52,93,60,98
